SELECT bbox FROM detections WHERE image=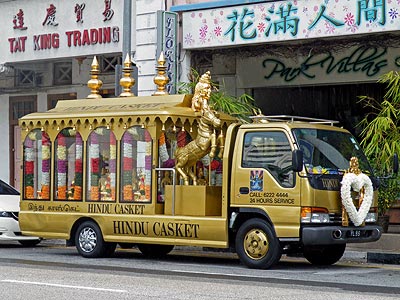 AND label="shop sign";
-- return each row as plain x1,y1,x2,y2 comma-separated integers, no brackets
157,11,178,94
236,45,400,88
1,0,123,63
182,0,399,49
